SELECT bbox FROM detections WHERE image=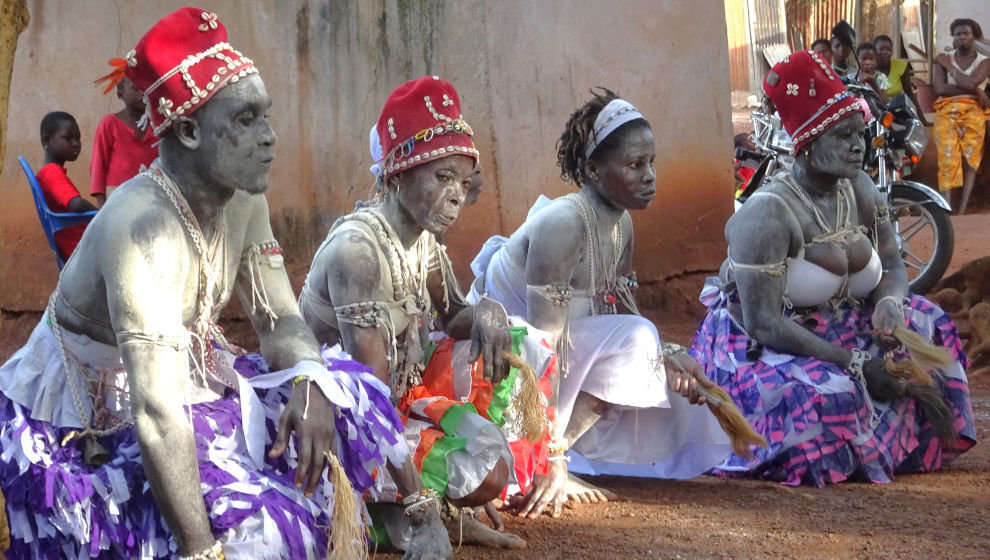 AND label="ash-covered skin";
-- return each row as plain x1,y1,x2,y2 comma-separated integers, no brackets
305,153,522,558
52,74,335,557
493,118,714,517
723,112,909,391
